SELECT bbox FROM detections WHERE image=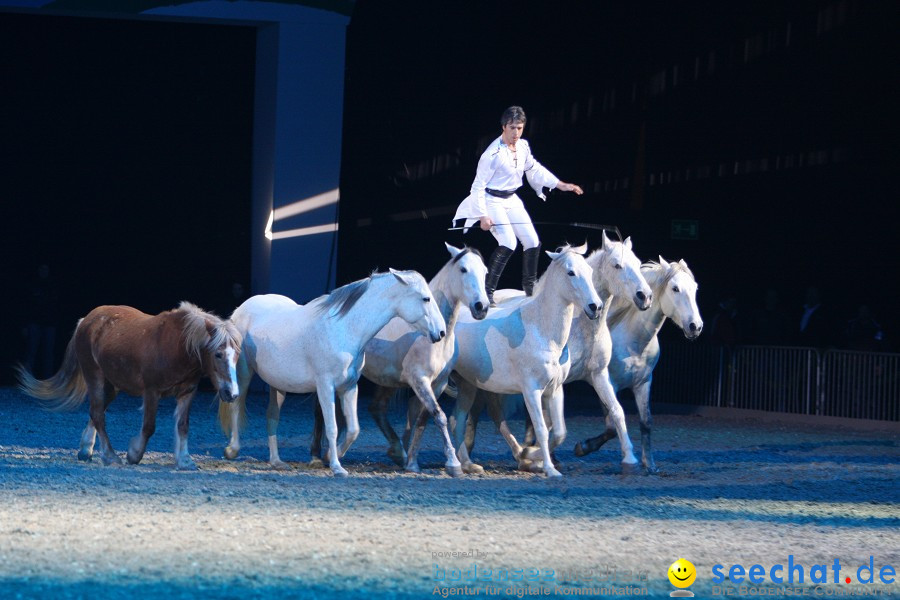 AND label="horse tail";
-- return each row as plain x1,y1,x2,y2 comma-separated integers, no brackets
16,321,87,411
217,389,248,435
